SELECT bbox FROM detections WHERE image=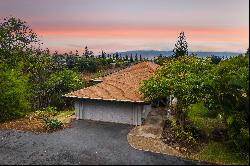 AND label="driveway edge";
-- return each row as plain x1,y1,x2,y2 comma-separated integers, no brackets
127,128,184,158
